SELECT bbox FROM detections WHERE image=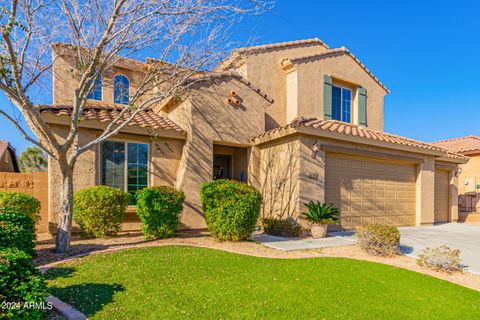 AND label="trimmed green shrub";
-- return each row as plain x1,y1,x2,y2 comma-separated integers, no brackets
0,248,49,320
0,192,41,223
418,245,462,273
0,210,36,256
262,217,301,237
136,186,185,239
356,224,400,257
73,186,129,238
200,179,262,241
